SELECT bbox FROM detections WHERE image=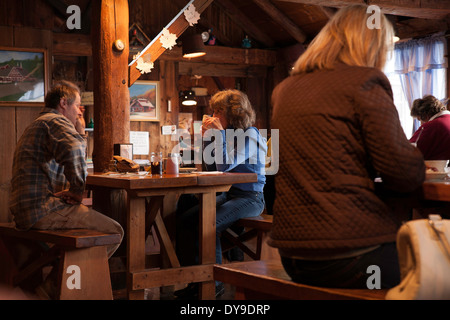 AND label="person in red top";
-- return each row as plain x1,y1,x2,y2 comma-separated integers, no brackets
410,95,450,160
